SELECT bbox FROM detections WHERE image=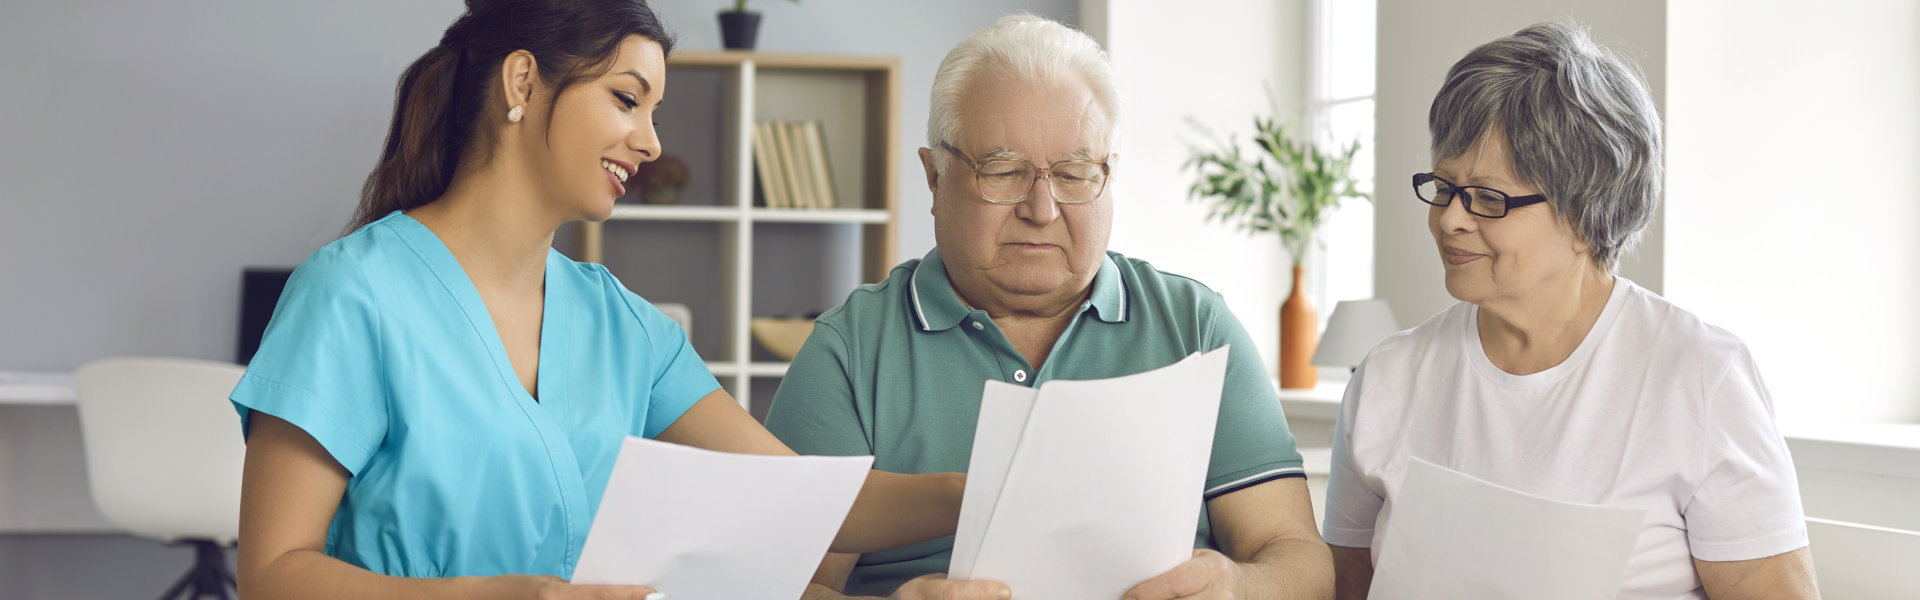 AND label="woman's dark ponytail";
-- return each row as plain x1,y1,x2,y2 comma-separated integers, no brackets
350,43,467,232
348,0,675,233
